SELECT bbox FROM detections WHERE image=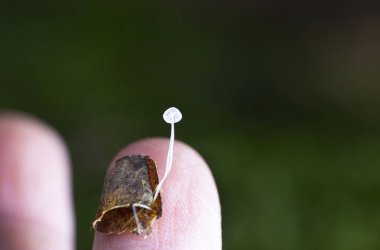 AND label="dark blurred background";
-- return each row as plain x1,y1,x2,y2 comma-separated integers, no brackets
1,1,380,249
